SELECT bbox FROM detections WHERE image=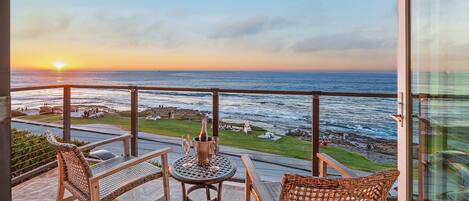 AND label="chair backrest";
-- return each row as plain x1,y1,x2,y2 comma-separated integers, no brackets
46,134,93,197
279,169,399,201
